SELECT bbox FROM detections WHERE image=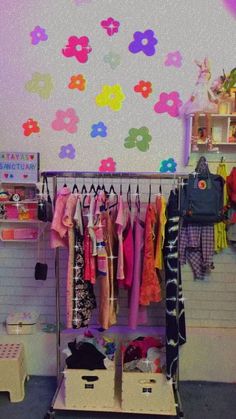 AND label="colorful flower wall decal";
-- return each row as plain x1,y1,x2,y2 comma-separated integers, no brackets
164,51,183,68
62,36,92,63
95,84,125,111
154,91,183,117
22,118,40,136
68,74,86,91
223,0,236,17
159,158,177,173
134,80,152,98
51,108,79,133
25,73,53,99
128,30,158,56
91,122,107,138
30,26,48,45
103,51,121,70
59,144,76,159
99,157,116,172
100,17,120,36
124,127,152,152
